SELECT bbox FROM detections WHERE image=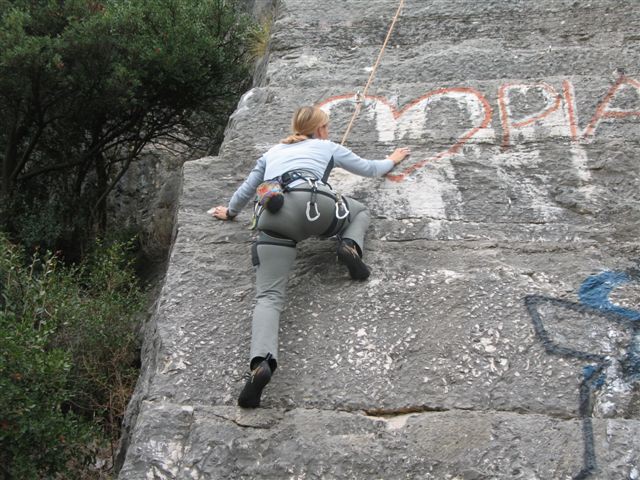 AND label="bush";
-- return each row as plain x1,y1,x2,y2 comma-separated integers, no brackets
61,239,145,442
0,234,145,478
